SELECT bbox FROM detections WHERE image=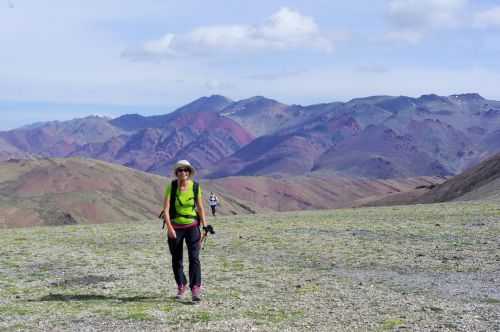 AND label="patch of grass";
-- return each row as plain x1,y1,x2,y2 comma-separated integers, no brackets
0,305,32,316
245,307,302,324
254,265,266,273
230,260,245,272
482,298,500,304
86,301,159,321
381,318,405,330
121,304,154,321
126,311,152,321
90,305,114,317
295,283,320,295
221,257,230,271
1,285,23,295
157,304,174,313
192,310,213,323
3,323,28,331
221,258,245,272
